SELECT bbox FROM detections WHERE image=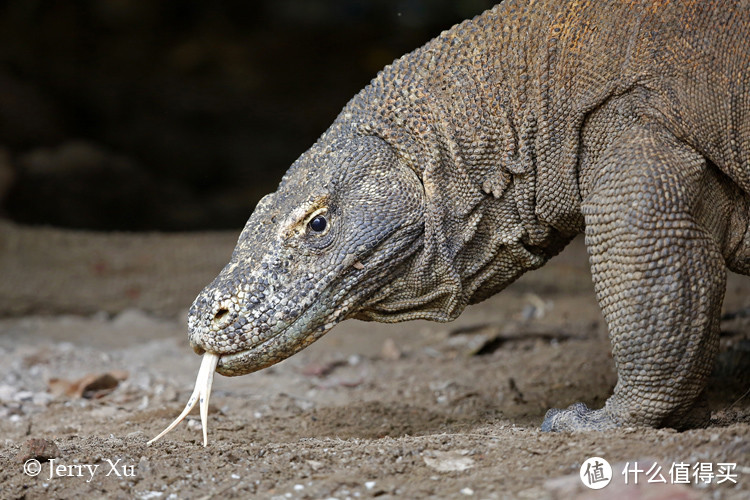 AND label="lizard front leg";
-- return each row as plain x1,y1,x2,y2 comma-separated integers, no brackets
542,125,726,431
